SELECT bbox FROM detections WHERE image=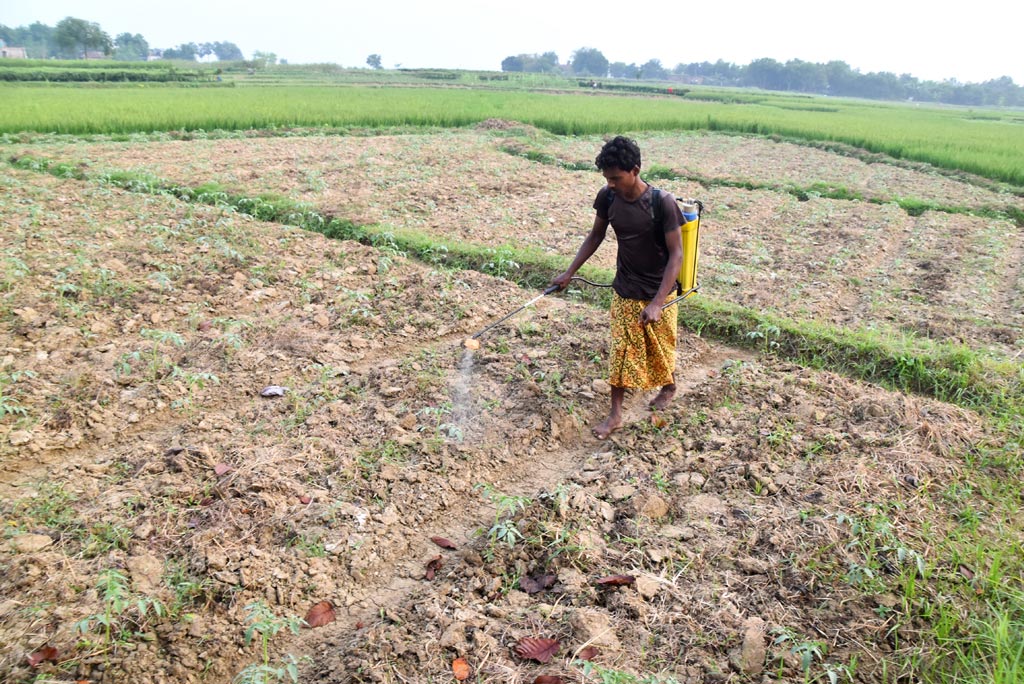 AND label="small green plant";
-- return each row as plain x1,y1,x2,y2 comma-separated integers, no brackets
82,522,132,557
117,327,187,381
772,626,827,680
1,255,29,291
475,483,531,557
170,367,220,410
75,569,166,658
235,601,307,684
746,322,781,353
481,247,520,279
165,562,212,618
577,661,680,683
0,390,28,418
